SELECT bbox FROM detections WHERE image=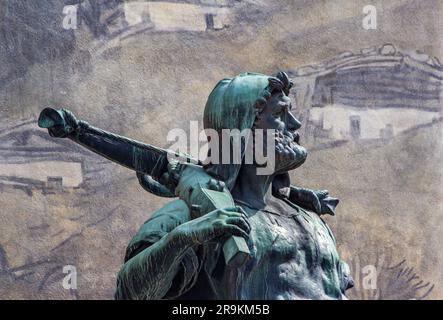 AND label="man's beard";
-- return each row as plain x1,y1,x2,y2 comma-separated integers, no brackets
252,129,307,174
274,129,307,173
